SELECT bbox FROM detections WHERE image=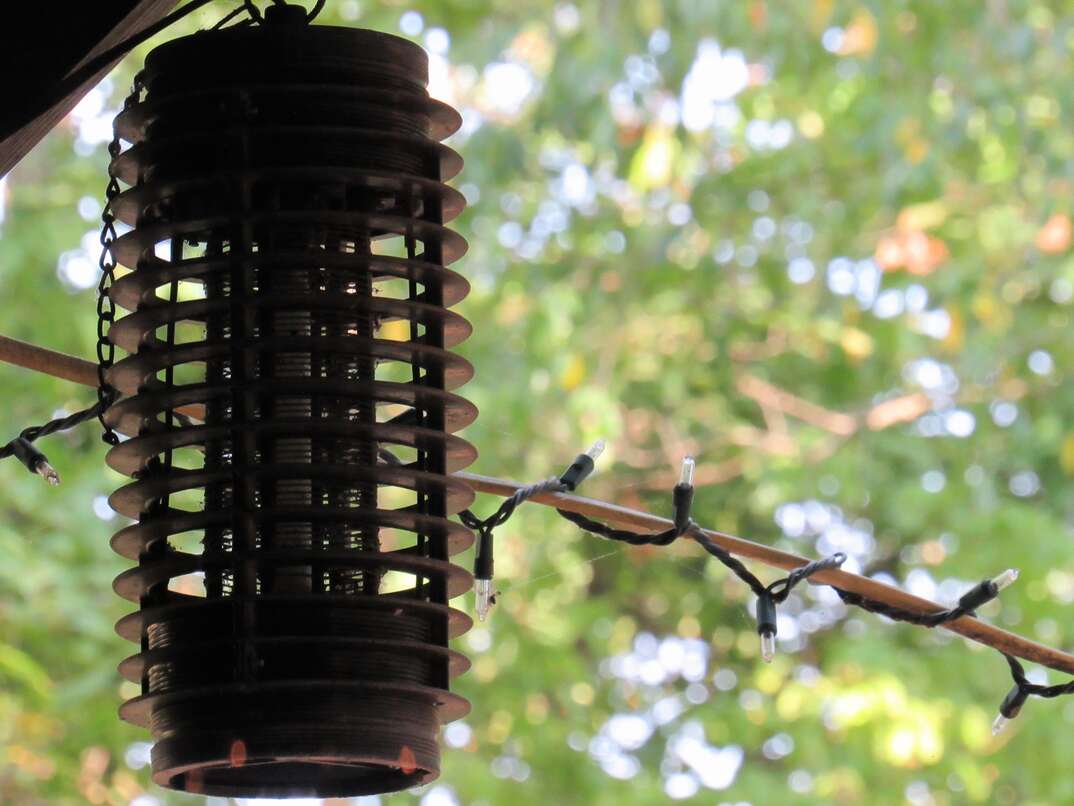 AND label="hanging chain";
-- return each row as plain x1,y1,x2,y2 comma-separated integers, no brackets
96,74,144,446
